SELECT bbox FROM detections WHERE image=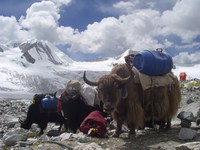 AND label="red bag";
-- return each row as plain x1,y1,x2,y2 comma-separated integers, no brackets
80,111,107,137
